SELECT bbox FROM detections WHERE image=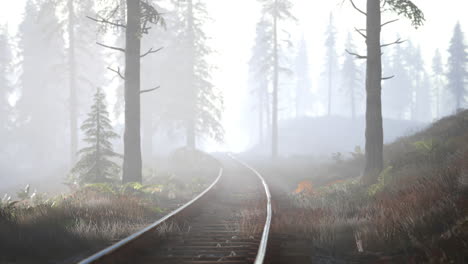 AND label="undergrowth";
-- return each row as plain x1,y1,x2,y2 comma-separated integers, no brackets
270,110,468,262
